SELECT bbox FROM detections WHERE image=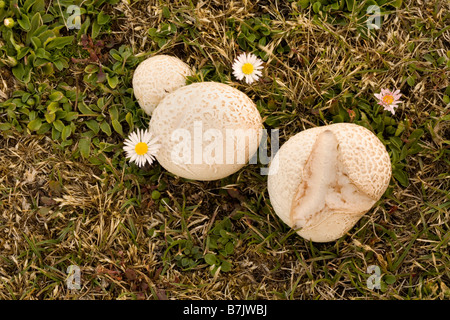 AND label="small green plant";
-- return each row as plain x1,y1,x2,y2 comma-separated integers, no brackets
173,241,204,269
297,0,402,15
204,217,237,275
148,22,178,49
162,217,238,275
226,15,290,60
163,238,205,271
0,0,76,83
296,0,403,38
